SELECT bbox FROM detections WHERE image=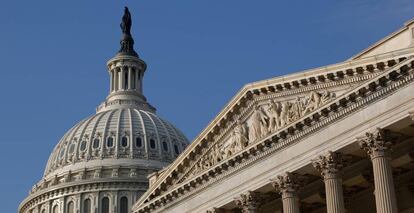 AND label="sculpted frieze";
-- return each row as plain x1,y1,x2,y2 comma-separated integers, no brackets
187,90,336,178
